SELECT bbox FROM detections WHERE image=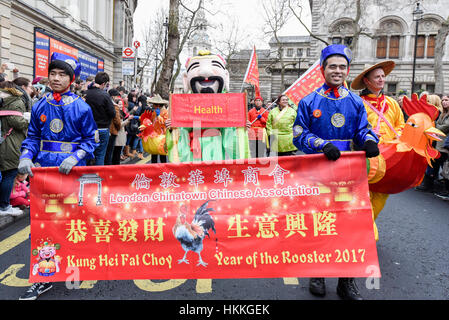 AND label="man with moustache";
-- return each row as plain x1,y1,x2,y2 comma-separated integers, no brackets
292,44,379,300
351,61,405,232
